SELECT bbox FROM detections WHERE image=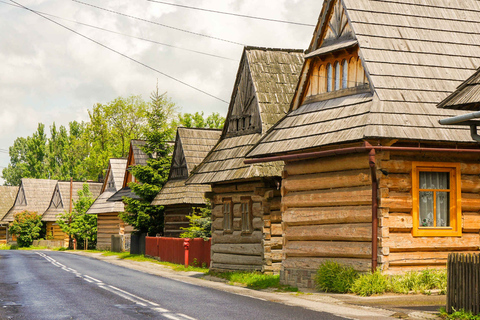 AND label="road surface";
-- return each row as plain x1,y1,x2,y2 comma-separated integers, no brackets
0,250,349,320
